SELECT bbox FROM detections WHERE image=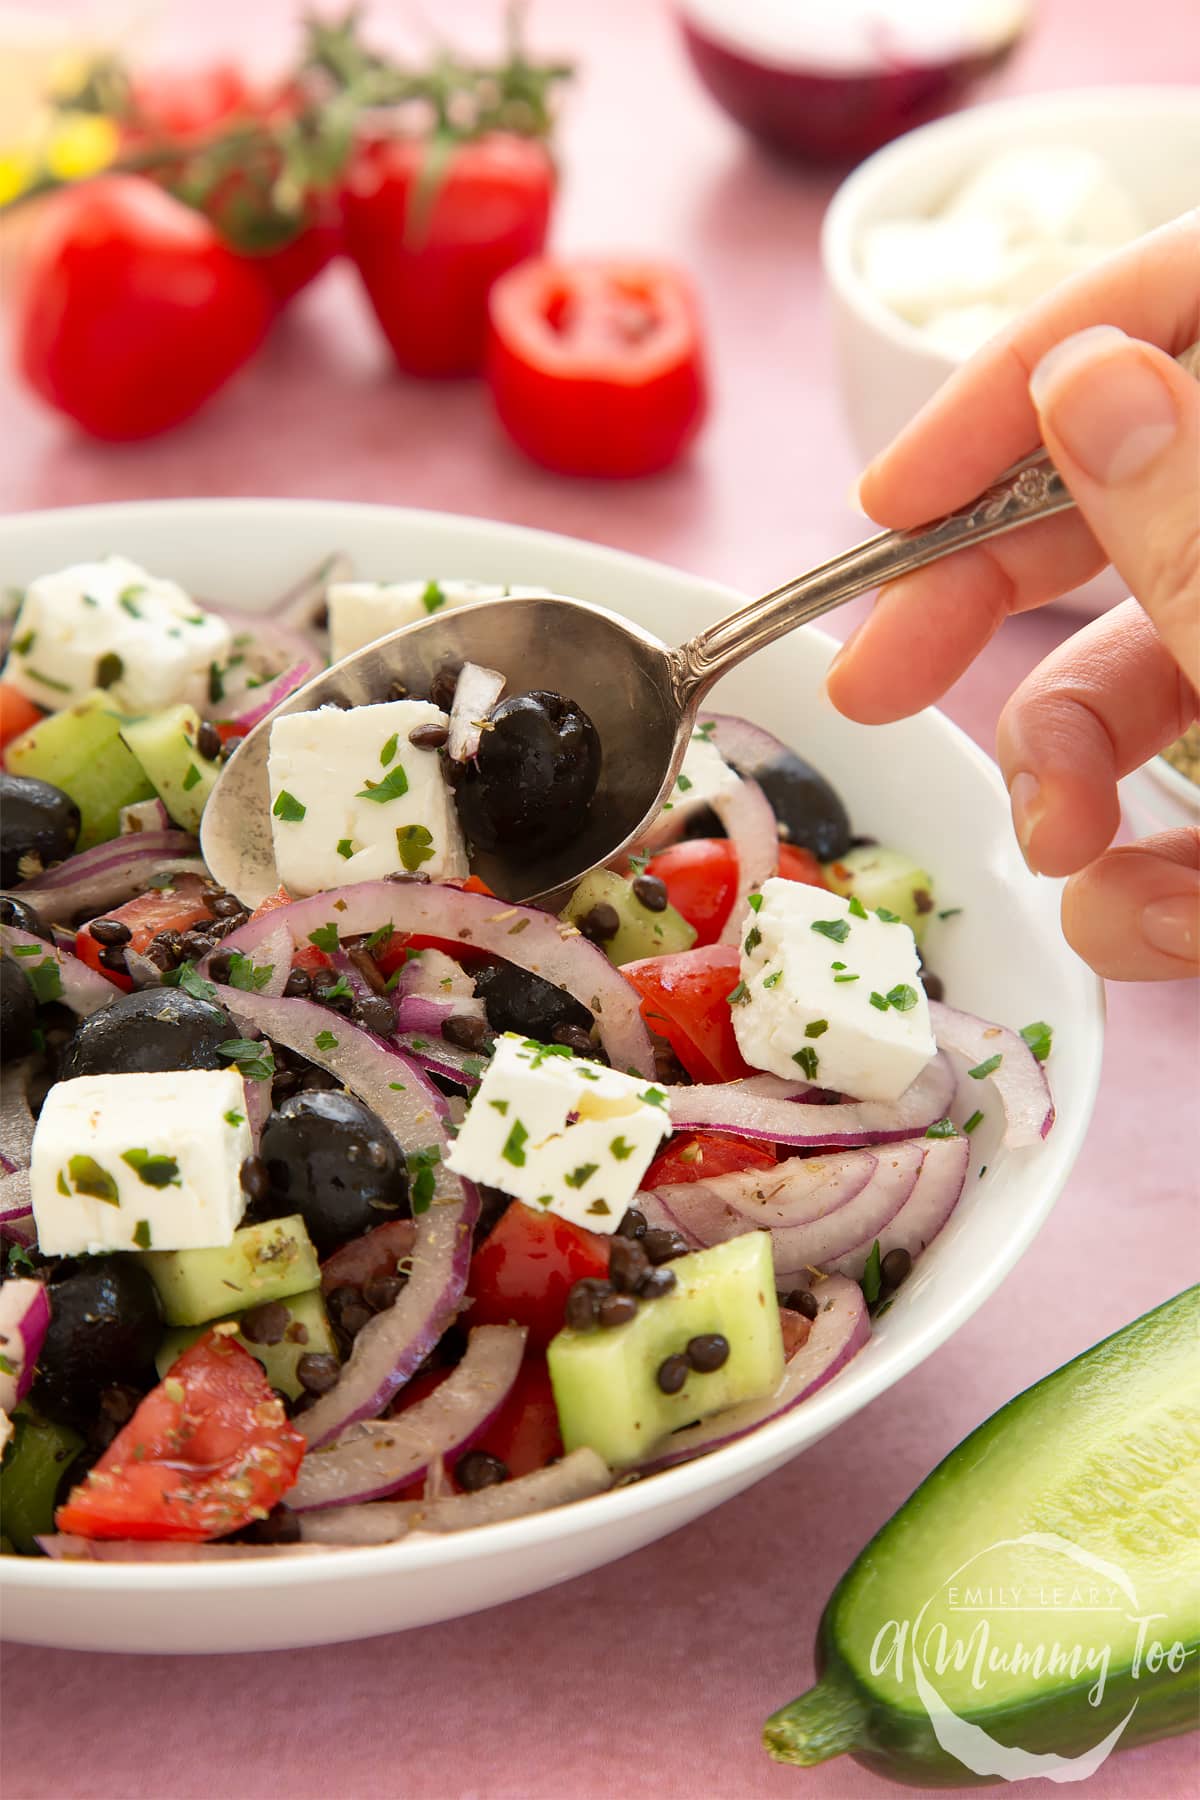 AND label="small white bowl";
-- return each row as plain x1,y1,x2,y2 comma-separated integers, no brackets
0,499,1103,1655
822,86,1200,464
1120,744,1200,842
